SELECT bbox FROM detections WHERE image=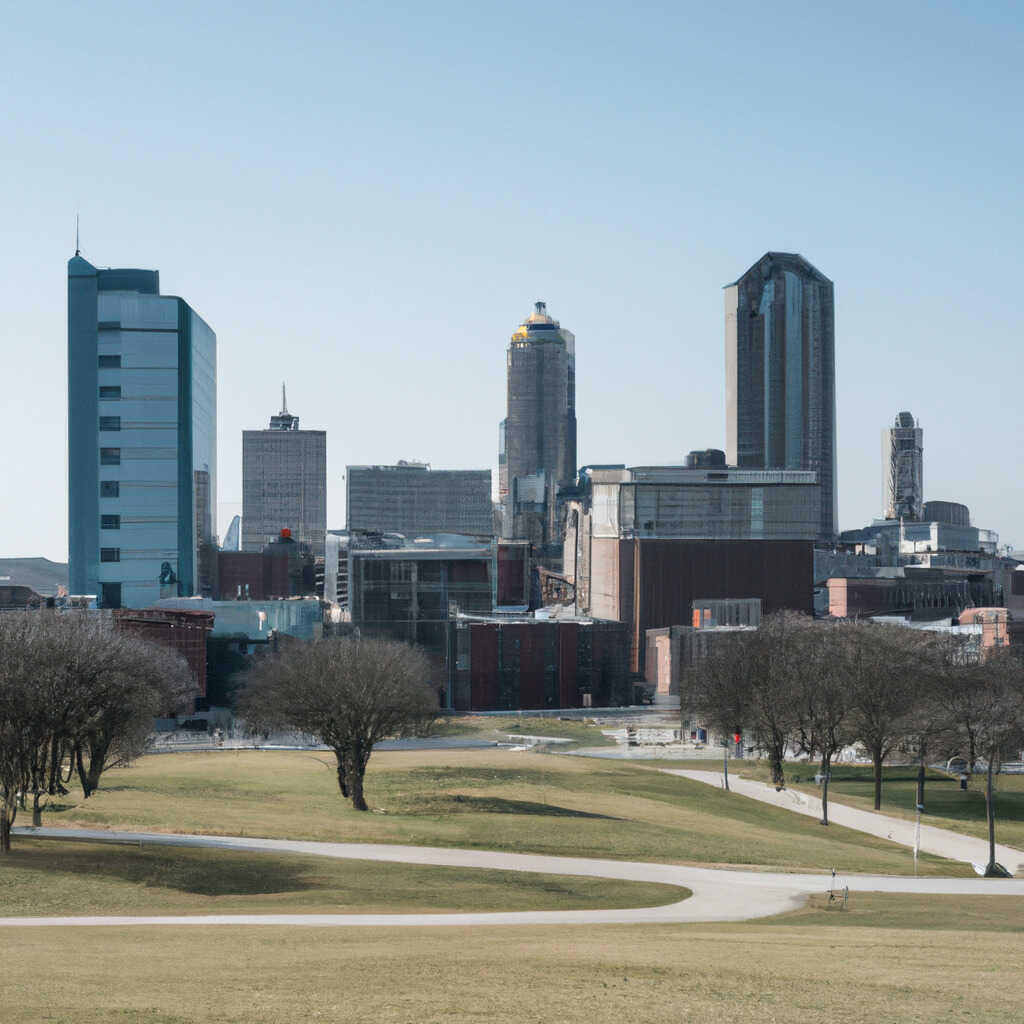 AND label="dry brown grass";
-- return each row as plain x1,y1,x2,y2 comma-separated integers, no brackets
41,748,965,875
1,910,1021,1023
